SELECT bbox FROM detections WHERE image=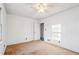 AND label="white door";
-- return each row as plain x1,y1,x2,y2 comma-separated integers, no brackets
0,8,2,41
33,21,40,40
0,7,4,55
